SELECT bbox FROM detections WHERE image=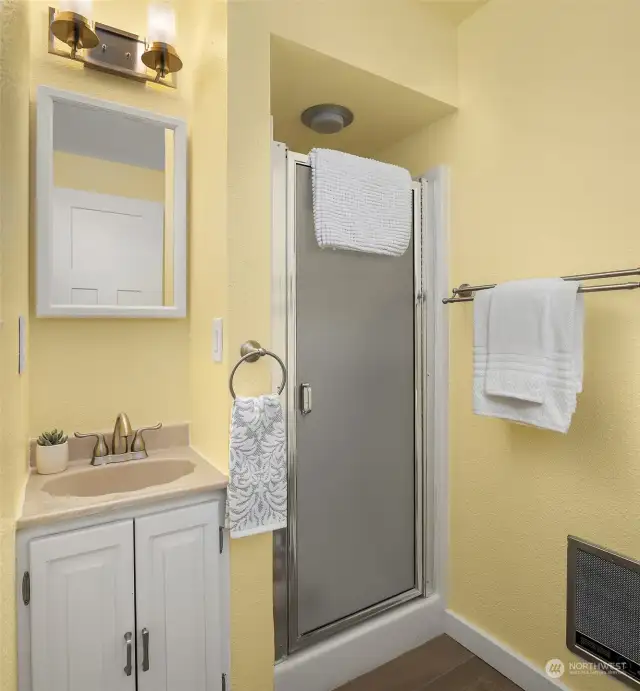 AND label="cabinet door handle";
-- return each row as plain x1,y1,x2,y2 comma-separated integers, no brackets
124,632,132,676
300,383,312,415
142,628,150,672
